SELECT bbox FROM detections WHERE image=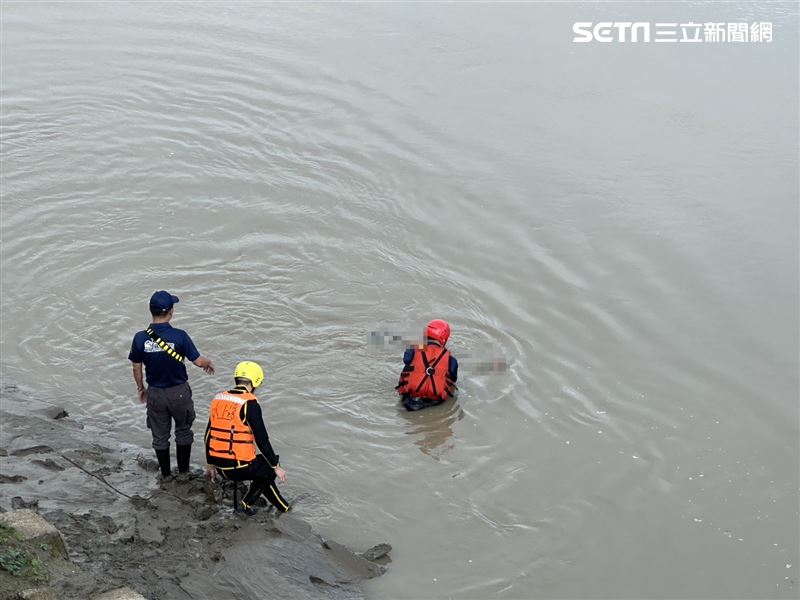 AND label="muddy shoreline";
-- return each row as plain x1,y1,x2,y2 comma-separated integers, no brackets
0,383,388,600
